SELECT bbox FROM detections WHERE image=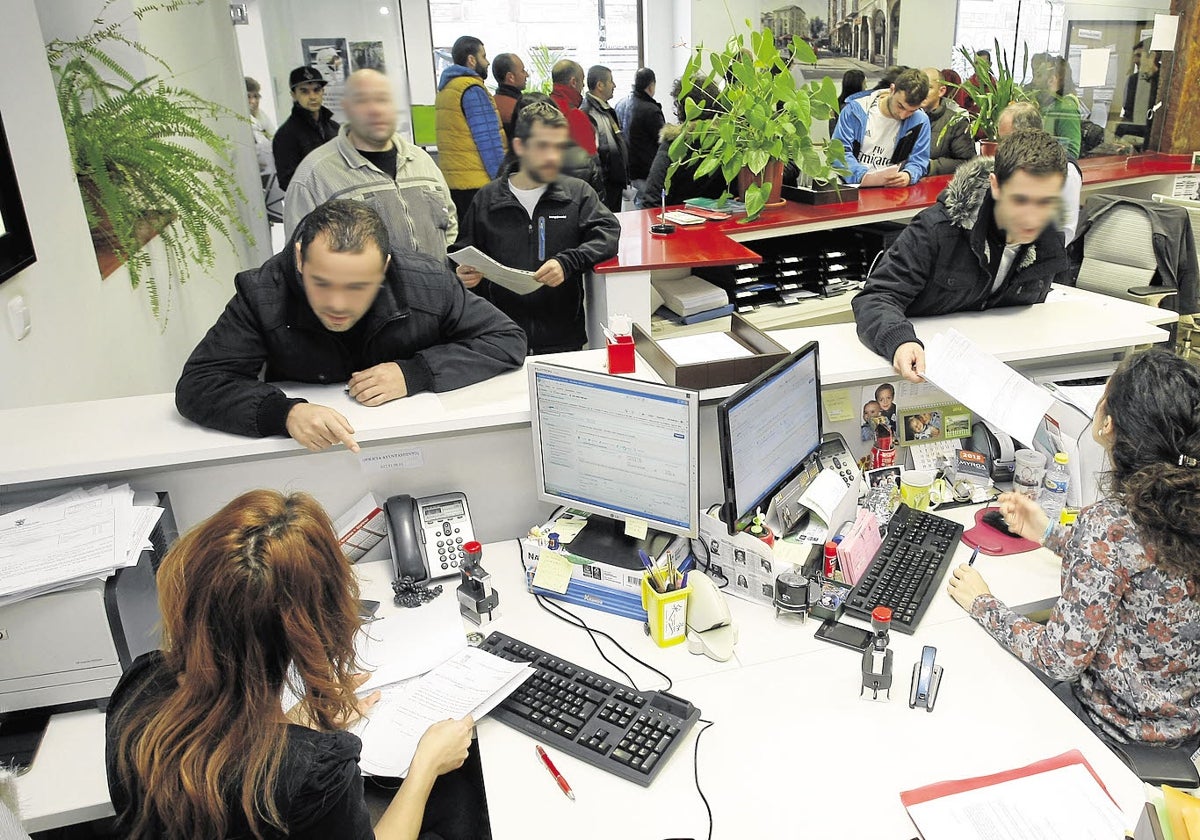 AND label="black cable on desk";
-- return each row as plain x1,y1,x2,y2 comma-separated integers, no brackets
694,718,715,840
